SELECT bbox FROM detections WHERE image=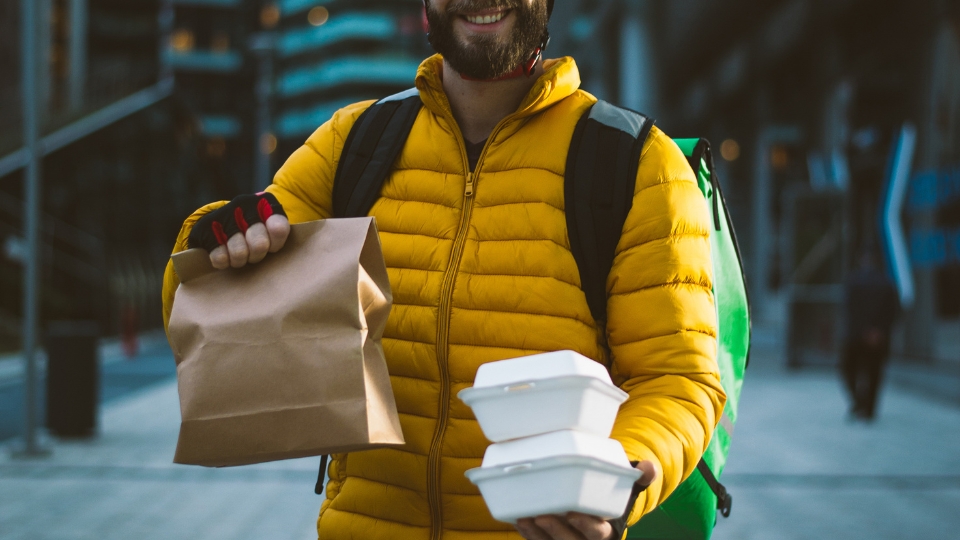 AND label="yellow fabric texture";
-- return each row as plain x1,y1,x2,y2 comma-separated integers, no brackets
161,54,725,540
